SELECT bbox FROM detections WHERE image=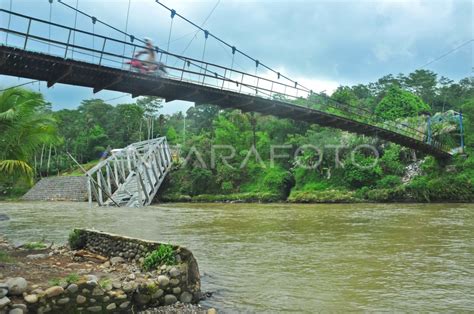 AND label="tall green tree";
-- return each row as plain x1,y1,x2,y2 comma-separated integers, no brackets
0,88,60,178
